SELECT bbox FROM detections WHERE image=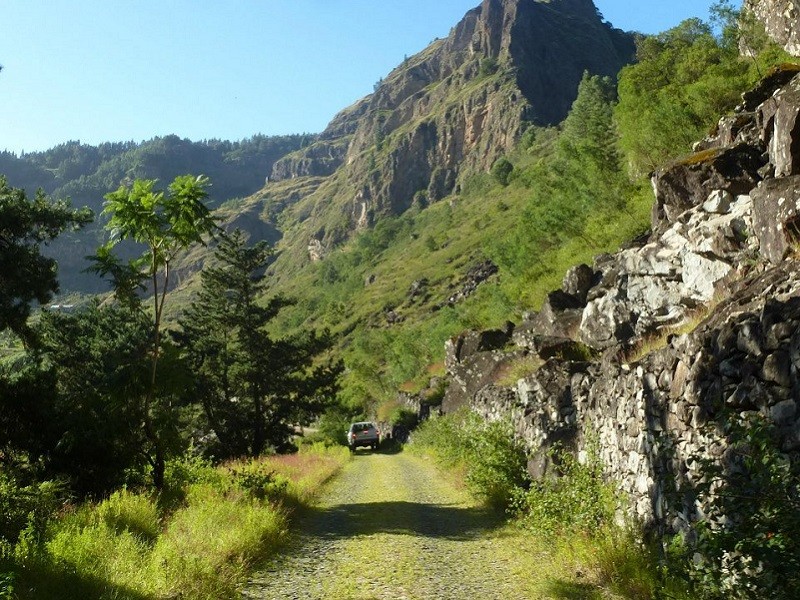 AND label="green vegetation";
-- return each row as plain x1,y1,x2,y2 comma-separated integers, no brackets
1,2,796,597
683,413,800,599
0,176,339,484
179,230,341,458
615,9,789,175
0,445,349,600
409,410,528,510
410,412,690,599
0,176,91,338
91,175,219,489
